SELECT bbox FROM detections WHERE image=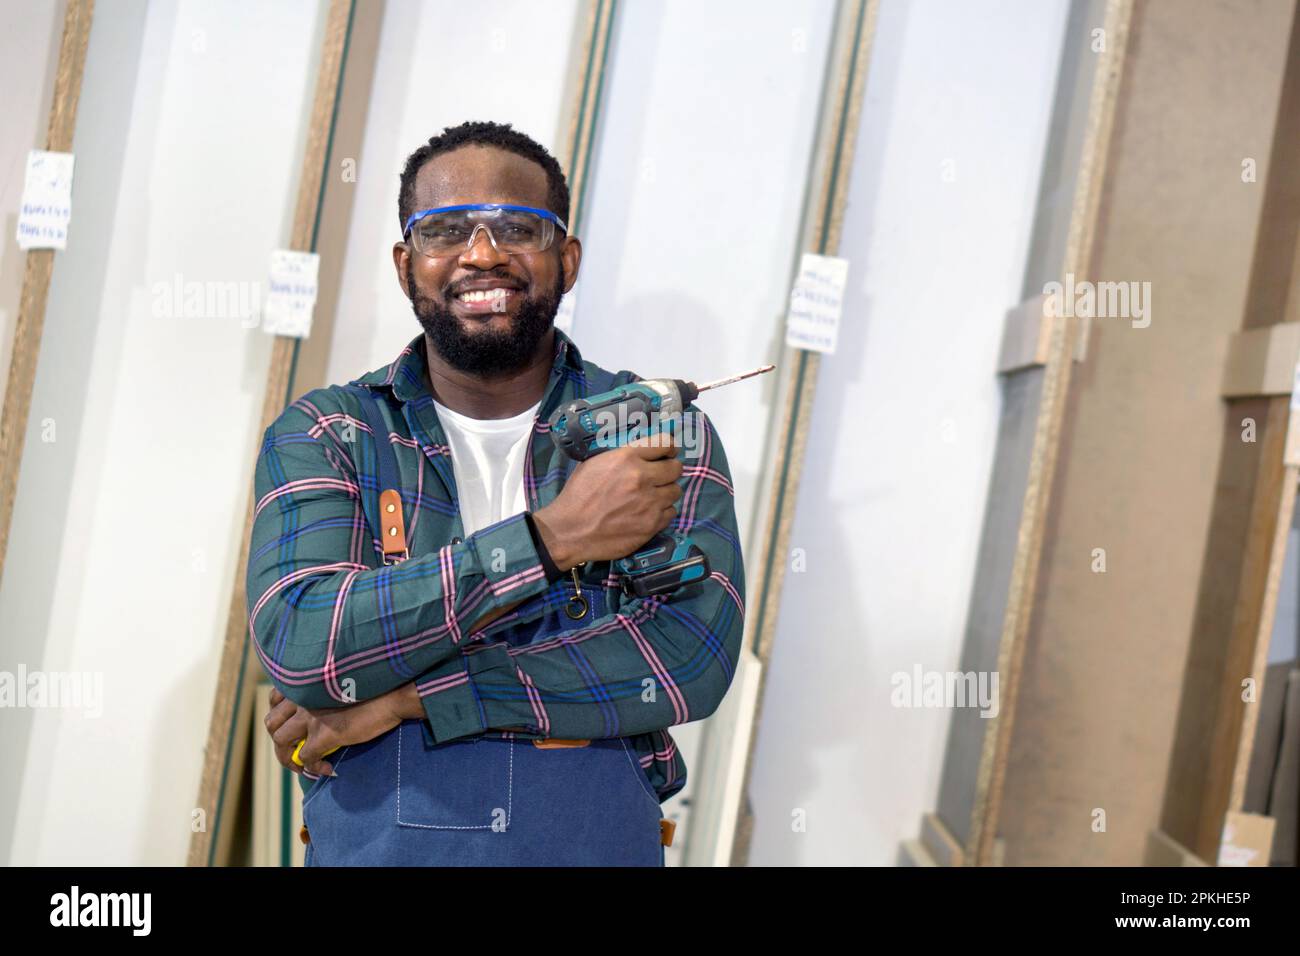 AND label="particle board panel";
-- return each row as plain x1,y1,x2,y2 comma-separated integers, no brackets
935,368,1044,848
1162,0,1300,862
927,0,1132,864
0,0,92,592
969,0,1134,865
995,0,1297,866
